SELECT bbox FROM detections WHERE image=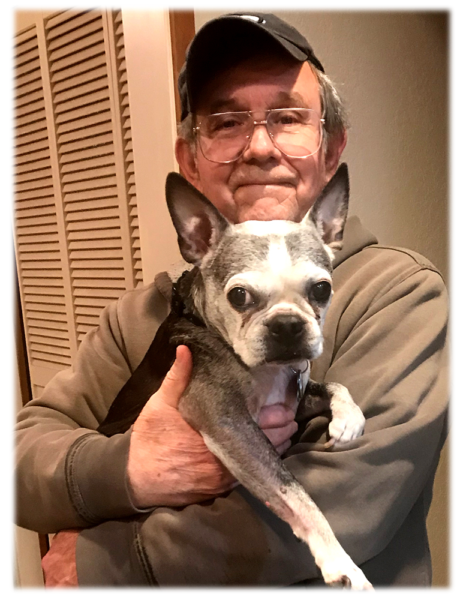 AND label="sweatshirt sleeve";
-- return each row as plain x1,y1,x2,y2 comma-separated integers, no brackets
75,248,449,586
15,285,163,534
